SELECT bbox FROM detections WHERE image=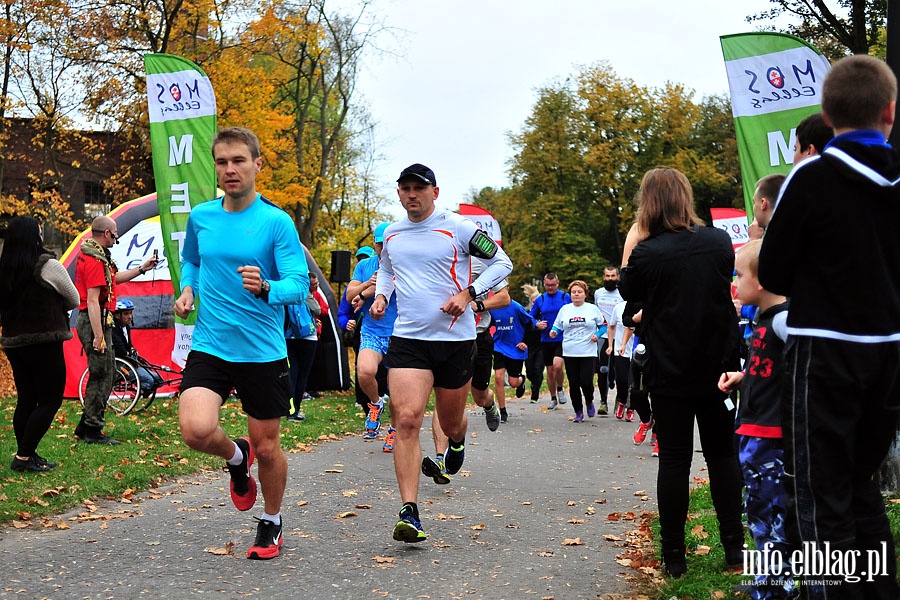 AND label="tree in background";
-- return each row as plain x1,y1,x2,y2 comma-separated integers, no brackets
748,0,886,60
492,63,739,295
208,0,390,270
0,0,391,271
